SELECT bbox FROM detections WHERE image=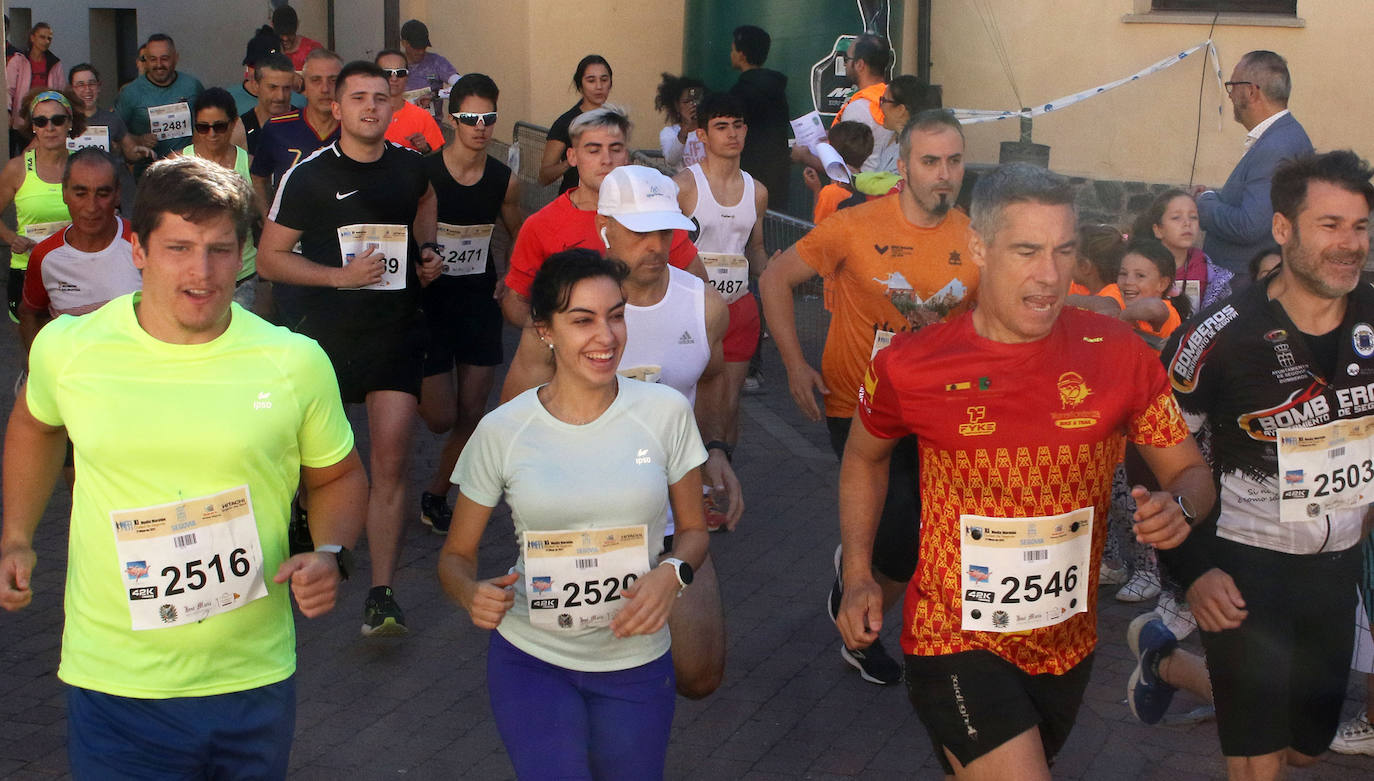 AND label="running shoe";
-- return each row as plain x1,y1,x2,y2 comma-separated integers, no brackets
1330,710,1374,755
742,373,764,395
361,586,408,637
1126,614,1178,725
420,491,452,535
827,545,902,685
1156,590,1197,642
1099,561,1128,586
826,544,843,622
1116,570,1162,603
288,500,313,557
